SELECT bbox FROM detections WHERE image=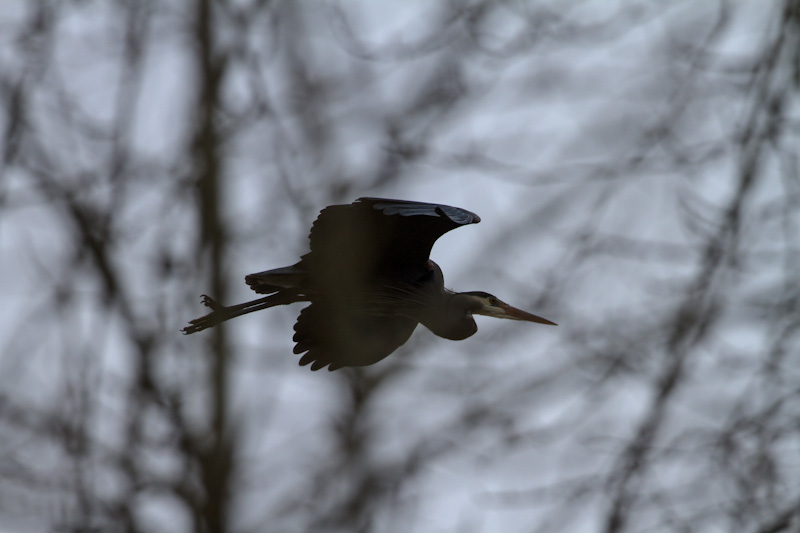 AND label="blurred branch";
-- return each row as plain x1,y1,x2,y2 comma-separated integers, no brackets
191,0,234,531
602,2,800,531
